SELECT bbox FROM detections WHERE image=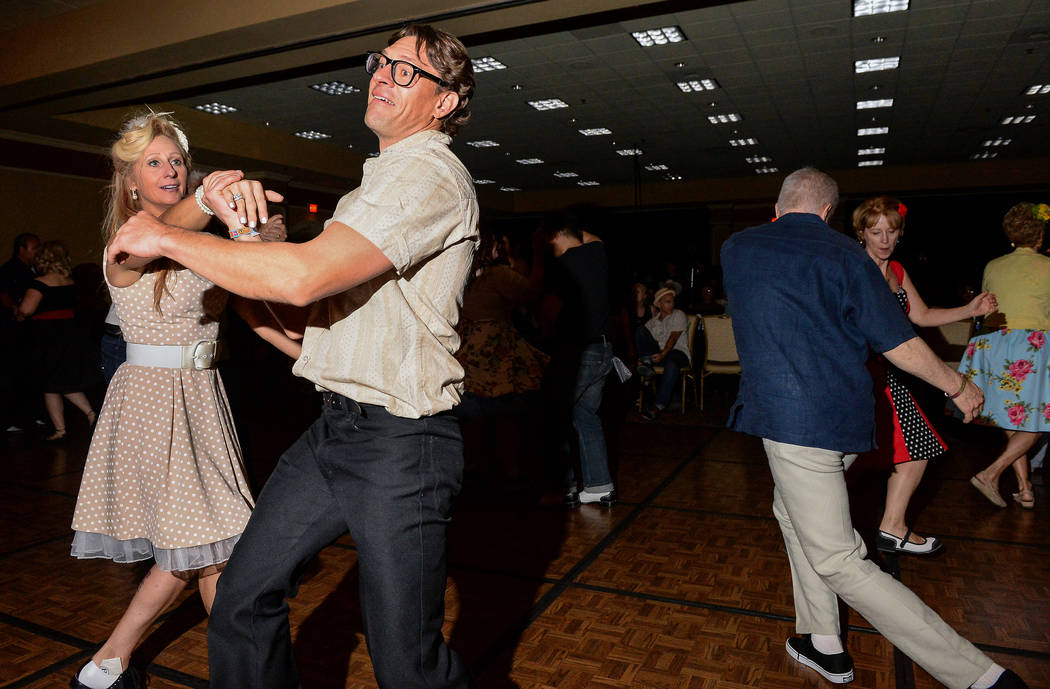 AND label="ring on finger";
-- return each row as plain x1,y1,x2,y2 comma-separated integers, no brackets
231,193,244,201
